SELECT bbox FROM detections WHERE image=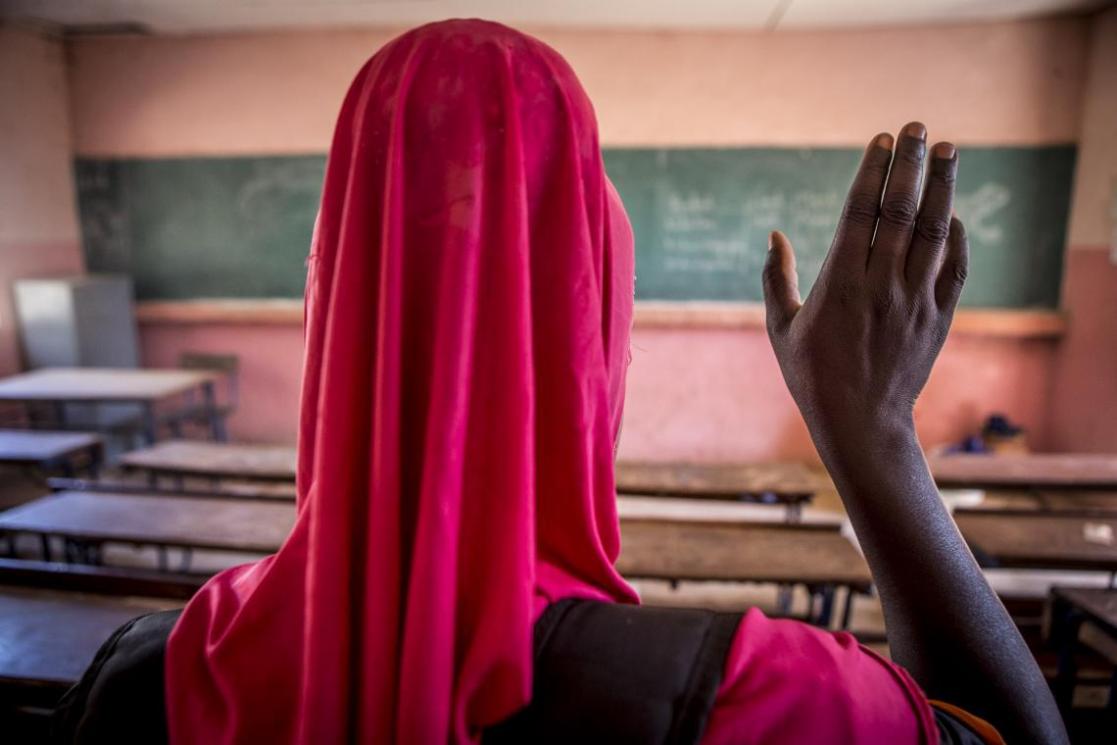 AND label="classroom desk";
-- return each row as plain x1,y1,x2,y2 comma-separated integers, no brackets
955,512,1117,572
0,558,190,732
0,429,103,477
0,368,219,443
1046,587,1117,714
614,461,821,520
929,453,1117,490
617,520,870,627
0,587,175,706
0,491,296,568
119,439,297,484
